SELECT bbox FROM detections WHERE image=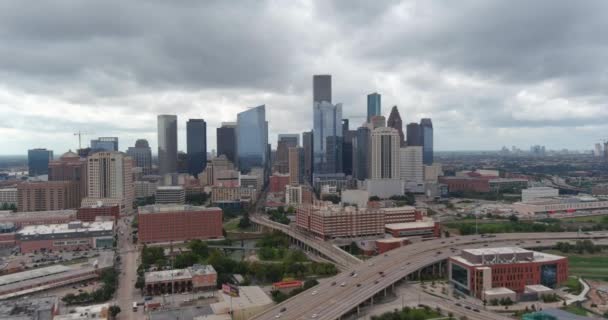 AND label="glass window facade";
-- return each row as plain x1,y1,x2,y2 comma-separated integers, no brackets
451,263,469,292
540,264,558,288
367,93,381,122
237,105,268,174
421,118,433,165
313,102,343,175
